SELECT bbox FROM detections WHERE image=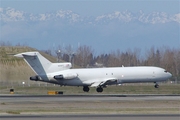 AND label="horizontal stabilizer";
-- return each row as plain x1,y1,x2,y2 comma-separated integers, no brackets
14,52,38,58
